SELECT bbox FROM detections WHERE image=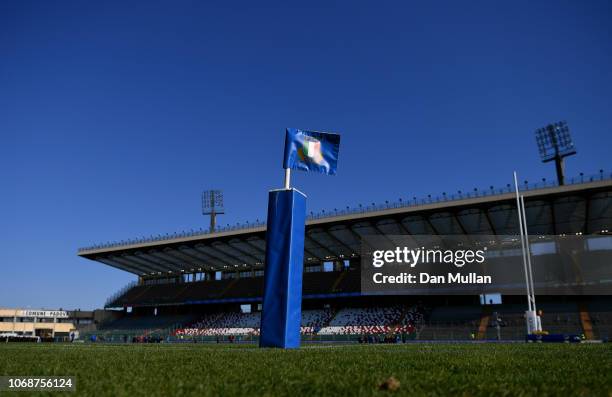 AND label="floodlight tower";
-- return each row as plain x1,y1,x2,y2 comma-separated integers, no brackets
535,121,577,185
202,190,224,233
